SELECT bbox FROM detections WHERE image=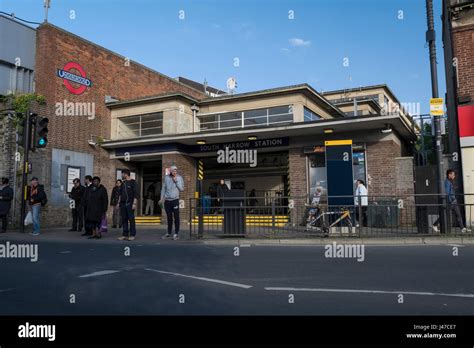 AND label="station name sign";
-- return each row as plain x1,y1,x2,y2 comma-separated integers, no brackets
191,137,289,153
